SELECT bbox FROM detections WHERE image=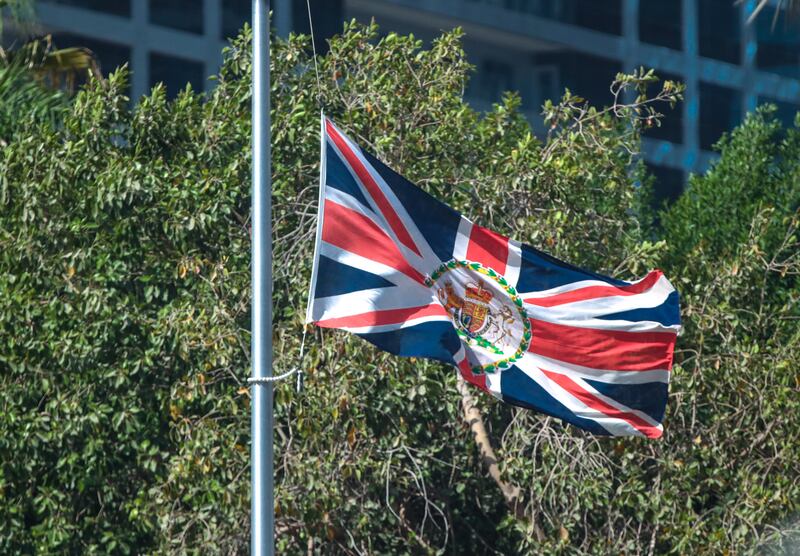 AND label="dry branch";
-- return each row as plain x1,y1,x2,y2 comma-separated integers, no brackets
455,372,544,541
